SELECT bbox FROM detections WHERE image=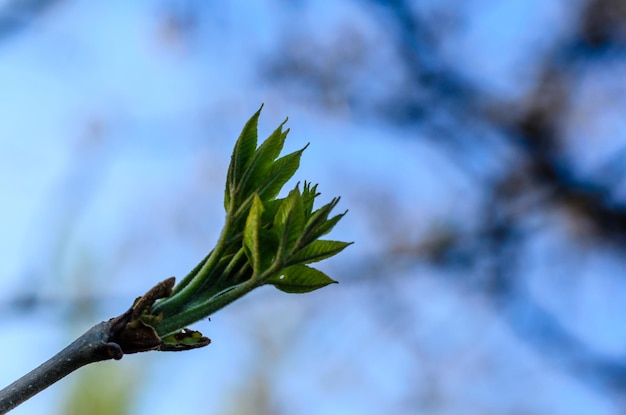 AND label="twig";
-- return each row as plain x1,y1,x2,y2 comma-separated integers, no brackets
0,320,121,414
0,277,193,414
